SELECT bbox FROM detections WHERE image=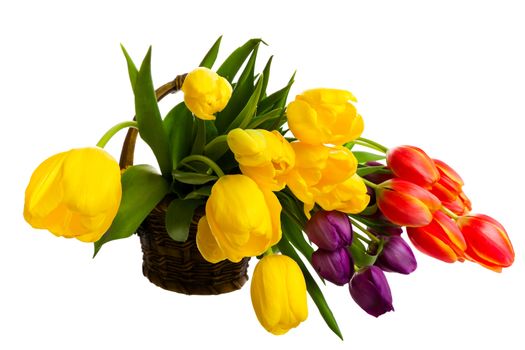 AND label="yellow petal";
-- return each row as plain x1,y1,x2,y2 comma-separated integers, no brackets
196,216,226,263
